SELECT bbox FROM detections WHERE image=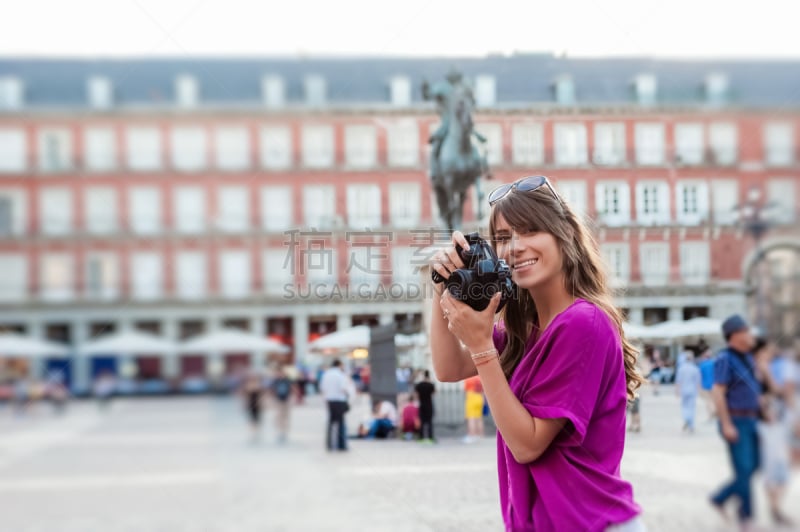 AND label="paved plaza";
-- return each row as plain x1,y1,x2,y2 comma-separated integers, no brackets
0,387,798,532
